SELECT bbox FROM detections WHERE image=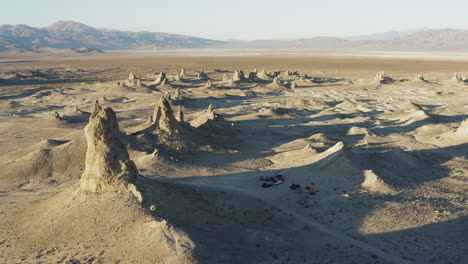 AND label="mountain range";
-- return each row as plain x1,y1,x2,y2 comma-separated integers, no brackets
0,21,224,53
2,21,468,53
345,29,427,41
229,29,468,51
